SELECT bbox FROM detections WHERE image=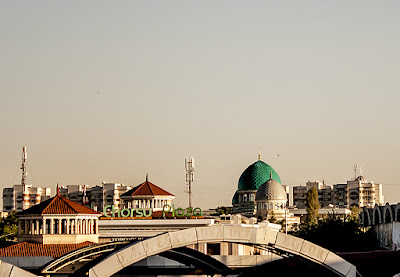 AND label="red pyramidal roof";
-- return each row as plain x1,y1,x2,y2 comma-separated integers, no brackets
121,176,174,197
19,194,101,215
